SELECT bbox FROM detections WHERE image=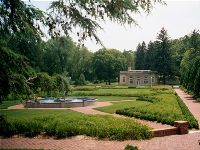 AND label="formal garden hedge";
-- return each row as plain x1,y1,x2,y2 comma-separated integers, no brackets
0,110,152,140
116,95,199,129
